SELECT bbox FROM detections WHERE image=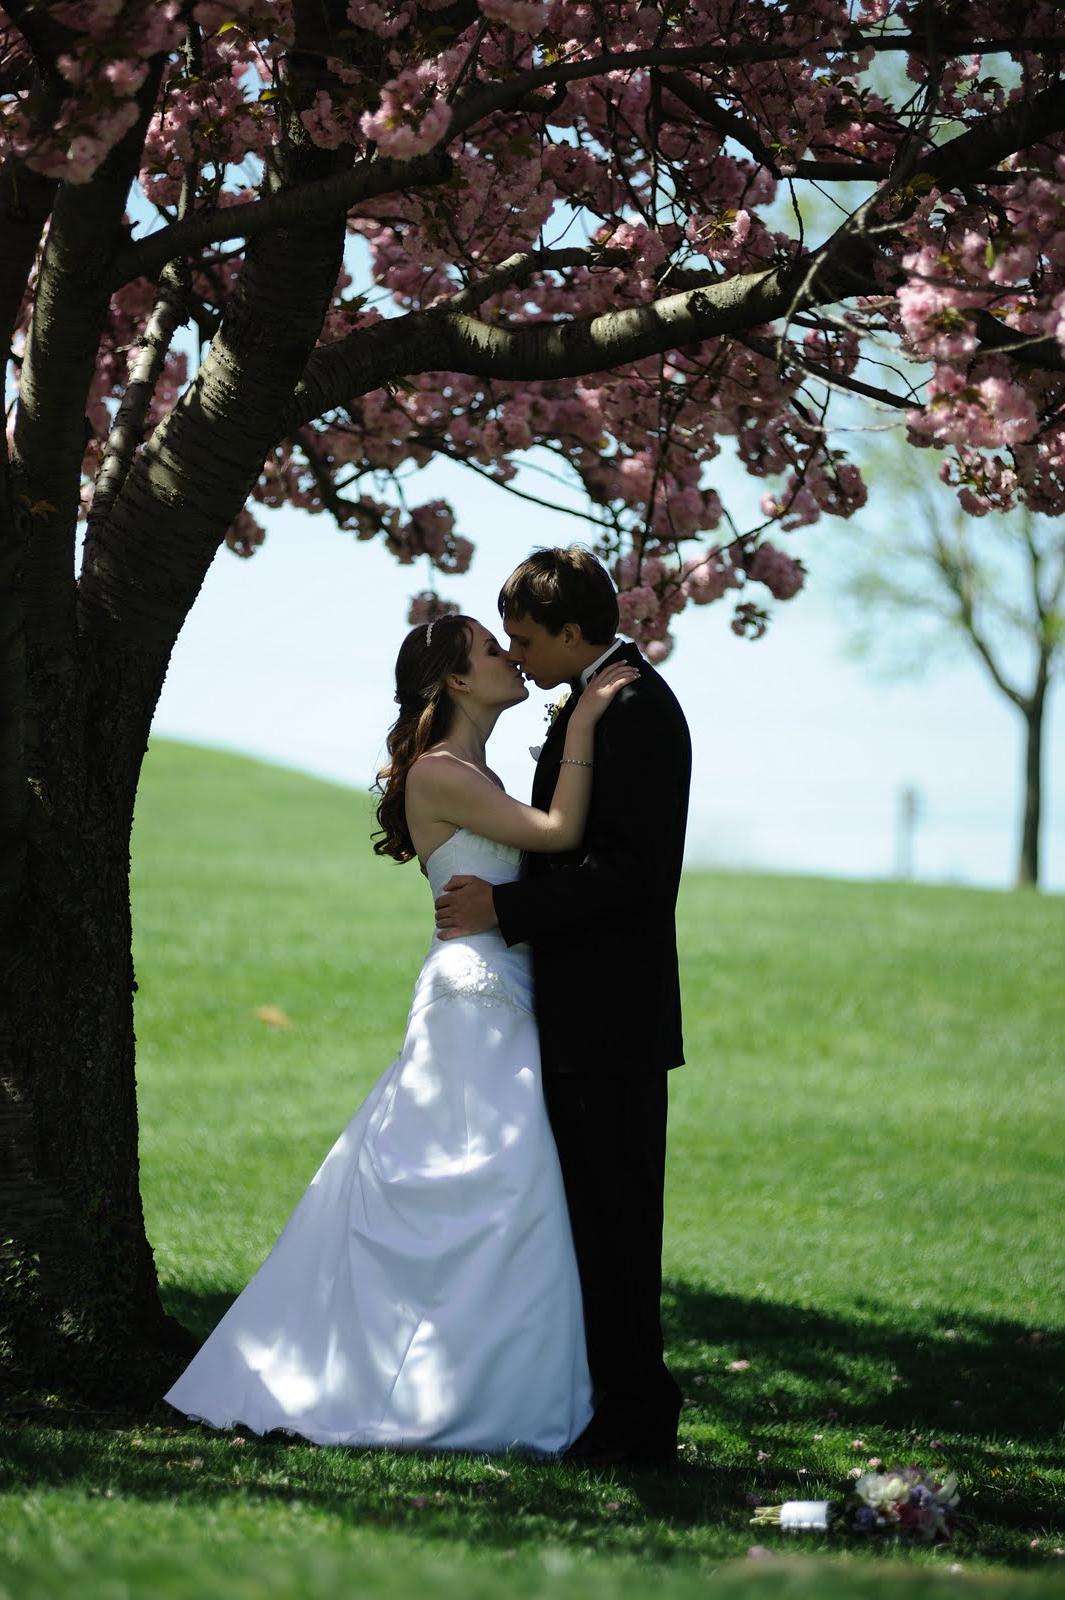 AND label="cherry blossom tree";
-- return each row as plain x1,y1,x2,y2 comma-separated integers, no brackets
2,0,1065,1400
